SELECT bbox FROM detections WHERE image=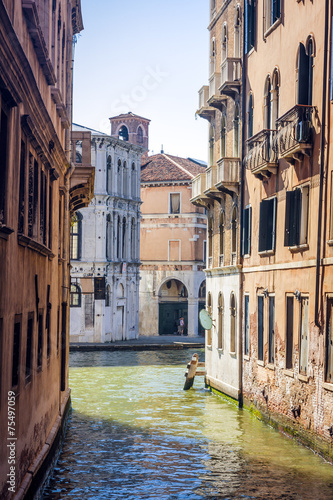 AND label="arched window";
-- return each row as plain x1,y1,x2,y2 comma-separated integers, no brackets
137,126,143,144
233,104,240,157
117,215,121,259
264,76,272,130
209,124,215,166
123,160,127,197
106,213,112,261
131,218,136,261
248,92,254,139
107,155,112,194
122,217,127,259
231,206,237,263
219,211,225,266
234,6,241,58
220,114,227,158
118,125,129,141
70,212,83,260
208,216,213,268
131,162,137,198
230,292,236,353
207,292,212,346
222,24,228,62
70,284,81,307
199,280,206,299
272,69,280,127
210,38,216,75
297,38,314,106
75,140,82,163
117,159,122,194
218,292,224,349
105,284,111,307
